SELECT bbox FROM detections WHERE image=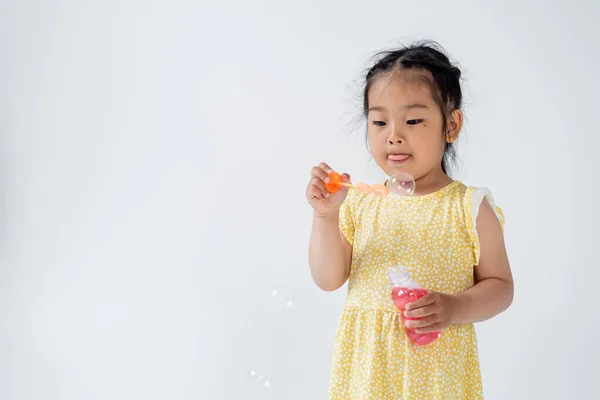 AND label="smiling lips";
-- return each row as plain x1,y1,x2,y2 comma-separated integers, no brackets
388,154,410,164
